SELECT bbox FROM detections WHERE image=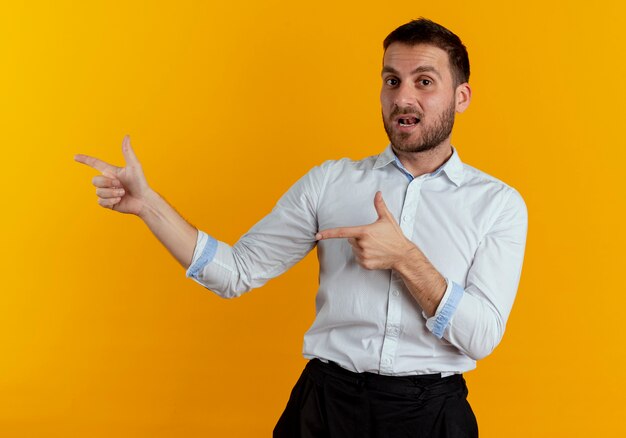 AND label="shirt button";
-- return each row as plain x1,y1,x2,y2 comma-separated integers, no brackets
382,358,391,365
392,290,400,297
